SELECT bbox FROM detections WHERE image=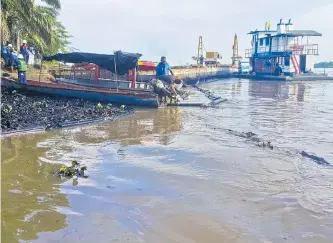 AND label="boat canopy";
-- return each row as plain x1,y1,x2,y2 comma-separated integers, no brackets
44,51,142,75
